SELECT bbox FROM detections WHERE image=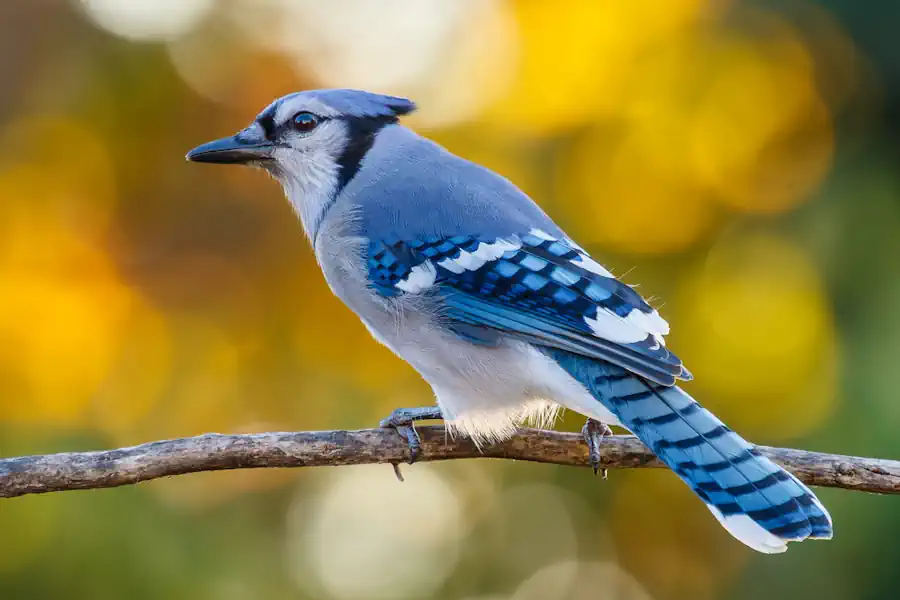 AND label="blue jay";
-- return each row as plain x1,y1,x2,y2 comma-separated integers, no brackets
187,89,832,553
